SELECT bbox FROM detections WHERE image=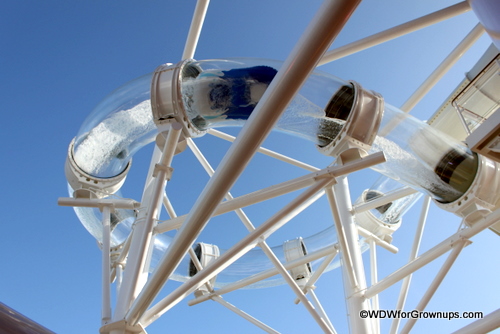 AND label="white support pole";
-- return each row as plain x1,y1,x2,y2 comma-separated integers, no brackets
142,159,385,325
451,308,500,334
208,129,320,172
308,289,337,333
306,250,339,288
399,23,485,112
319,1,471,65
161,199,217,298
139,178,336,327
186,247,215,294
58,198,140,210
400,239,469,334
211,296,281,334
116,264,124,296
357,226,399,254
102,205,112,326
330,177,373,334
182,0,210,60
155,152,385,233
325,189,358,289
365,208,500,299
160,167,217,297
190,244,339,306
112,123,182,327
368,238,379,334
116,233,132,279
390,196,431,334
162,192,177,220
155,172,318,233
